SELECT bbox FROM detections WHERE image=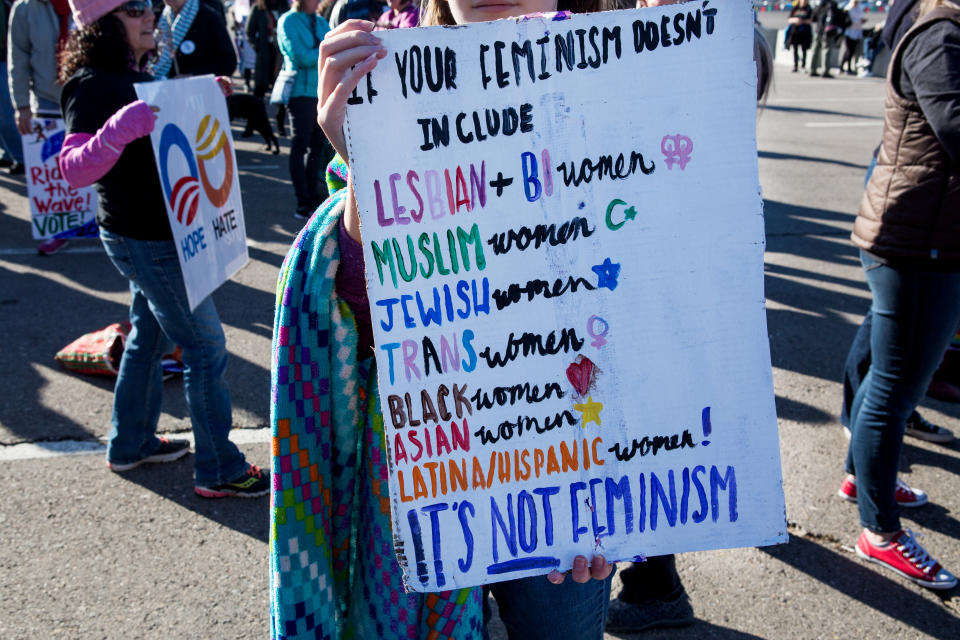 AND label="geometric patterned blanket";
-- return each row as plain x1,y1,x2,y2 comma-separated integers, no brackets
269,175,483,639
